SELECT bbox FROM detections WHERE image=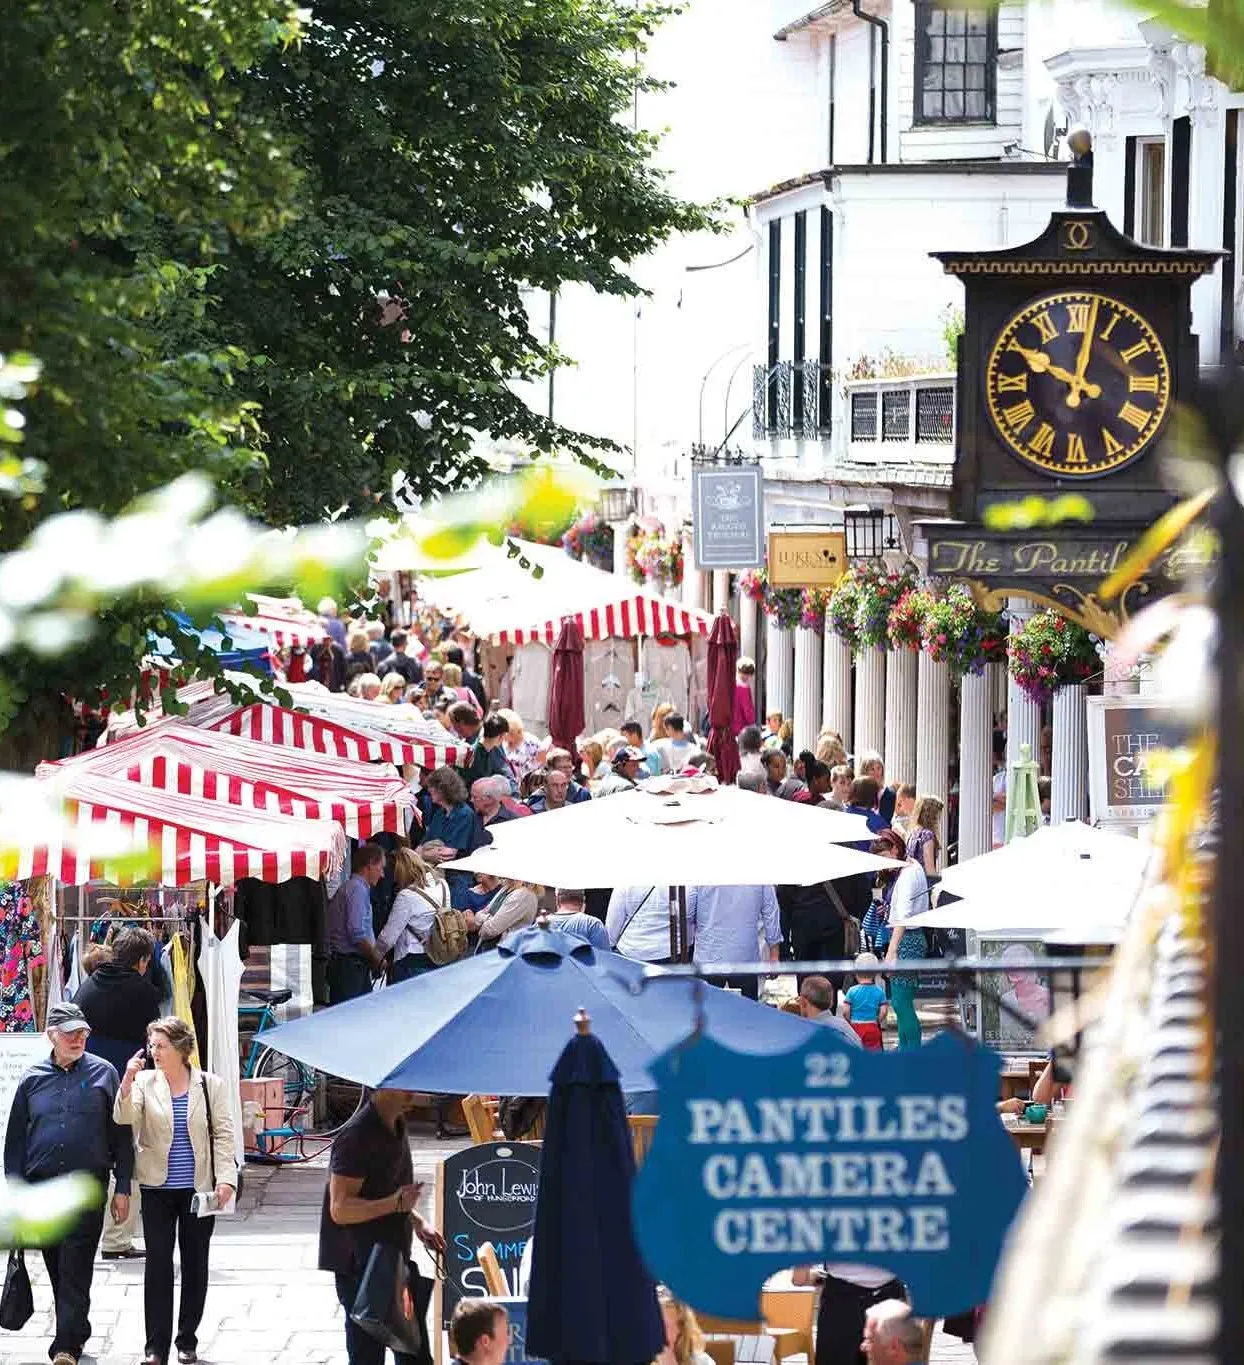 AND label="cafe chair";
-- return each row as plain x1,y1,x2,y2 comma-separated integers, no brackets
759,1288,816,1363
475,1241,508,1296
462,1094,503,1144
628,1114,658,1166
